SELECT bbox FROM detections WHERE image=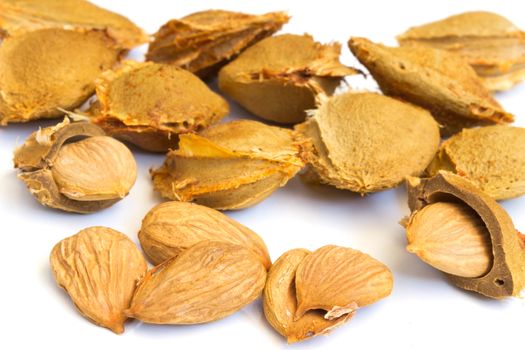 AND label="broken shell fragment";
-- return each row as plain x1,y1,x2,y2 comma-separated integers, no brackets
50,226,147,334
397,11,525,91
406,172,525,298
14,119,137,213
426,125,525,200
151,119,304,210
348,37,513,135
125,241,267,324
0,28,121,125
219,34,359,124
0,0,147,49
295,92,440,193
138,201,271,268
263,248,353,343
146,10,289,77
90,61,229,152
